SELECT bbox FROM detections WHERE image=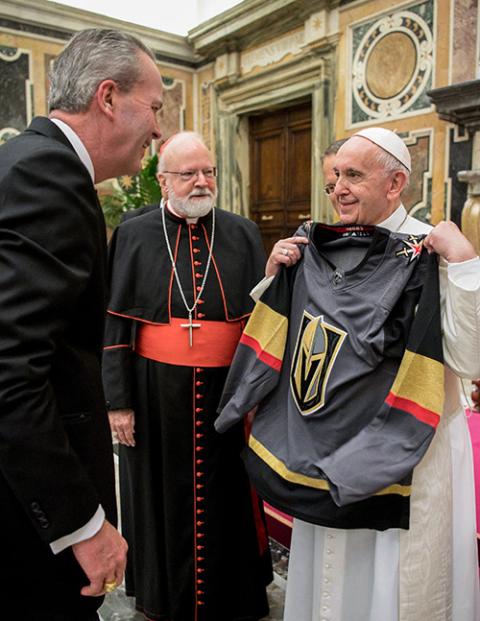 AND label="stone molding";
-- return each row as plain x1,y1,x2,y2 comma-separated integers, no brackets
427,79,480,134
458,170,480,194
240,29,305,75
212,38,336,222
0,0,197,65
189,0,335,59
